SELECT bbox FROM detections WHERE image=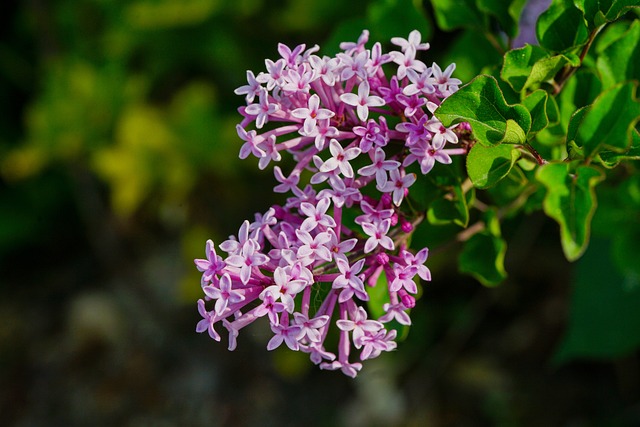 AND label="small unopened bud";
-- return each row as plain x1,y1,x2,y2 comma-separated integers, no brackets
376,252,389,265
390,213,398,226
398,290,416,308
400,219,413,233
